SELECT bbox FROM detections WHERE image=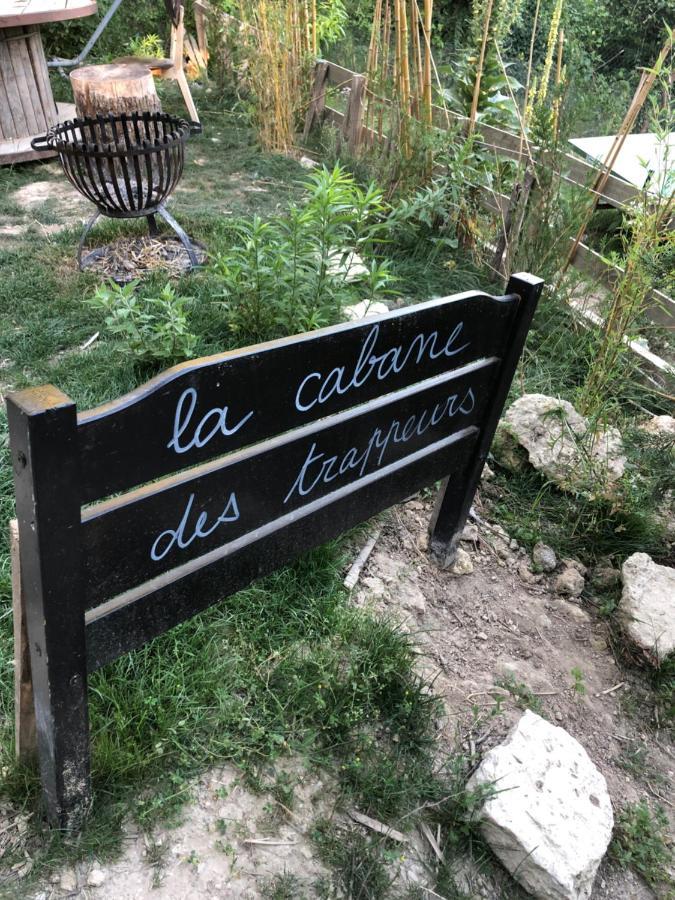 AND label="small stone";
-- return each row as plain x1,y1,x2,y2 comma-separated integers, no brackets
87,867,106,887
299,155,318,169
397,581,426,614
481,464,495,481
60,869,78,892
461,524,479,542
518,562,543,584
620,553,675,664
590,566,621,590
362,575,386,598
449,547,474,575
562,558,588,577
532,542,557,573
477,632,488,641
554,566,585,599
